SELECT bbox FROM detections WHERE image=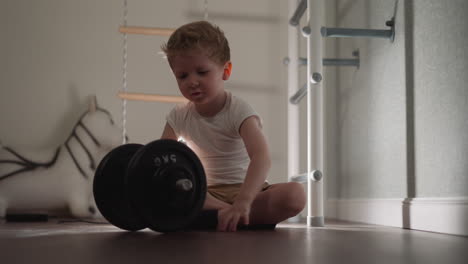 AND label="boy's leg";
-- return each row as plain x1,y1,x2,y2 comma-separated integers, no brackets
248,182,306,225
203,192,231,210
190,193,227,230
